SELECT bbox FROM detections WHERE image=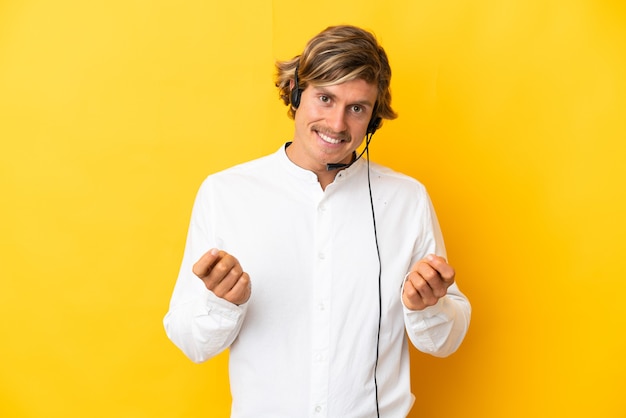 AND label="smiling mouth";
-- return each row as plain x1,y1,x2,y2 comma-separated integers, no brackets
316,130,349,145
